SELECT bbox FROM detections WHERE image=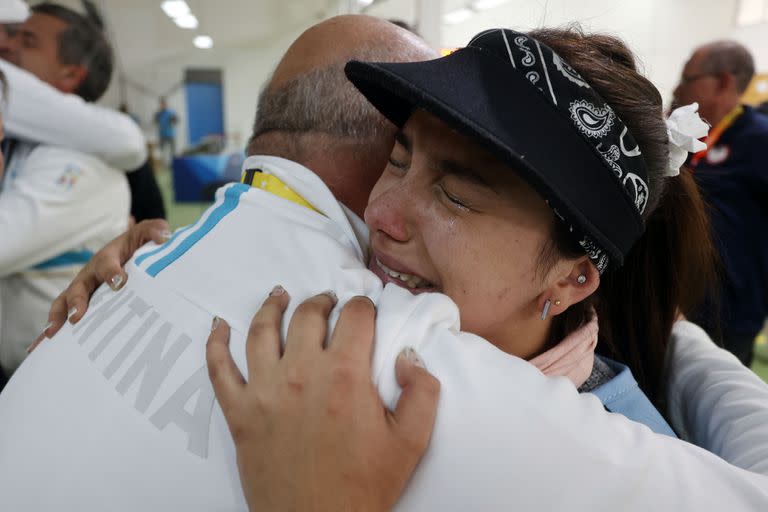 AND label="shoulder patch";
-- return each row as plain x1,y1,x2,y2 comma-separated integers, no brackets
55,164,84,190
